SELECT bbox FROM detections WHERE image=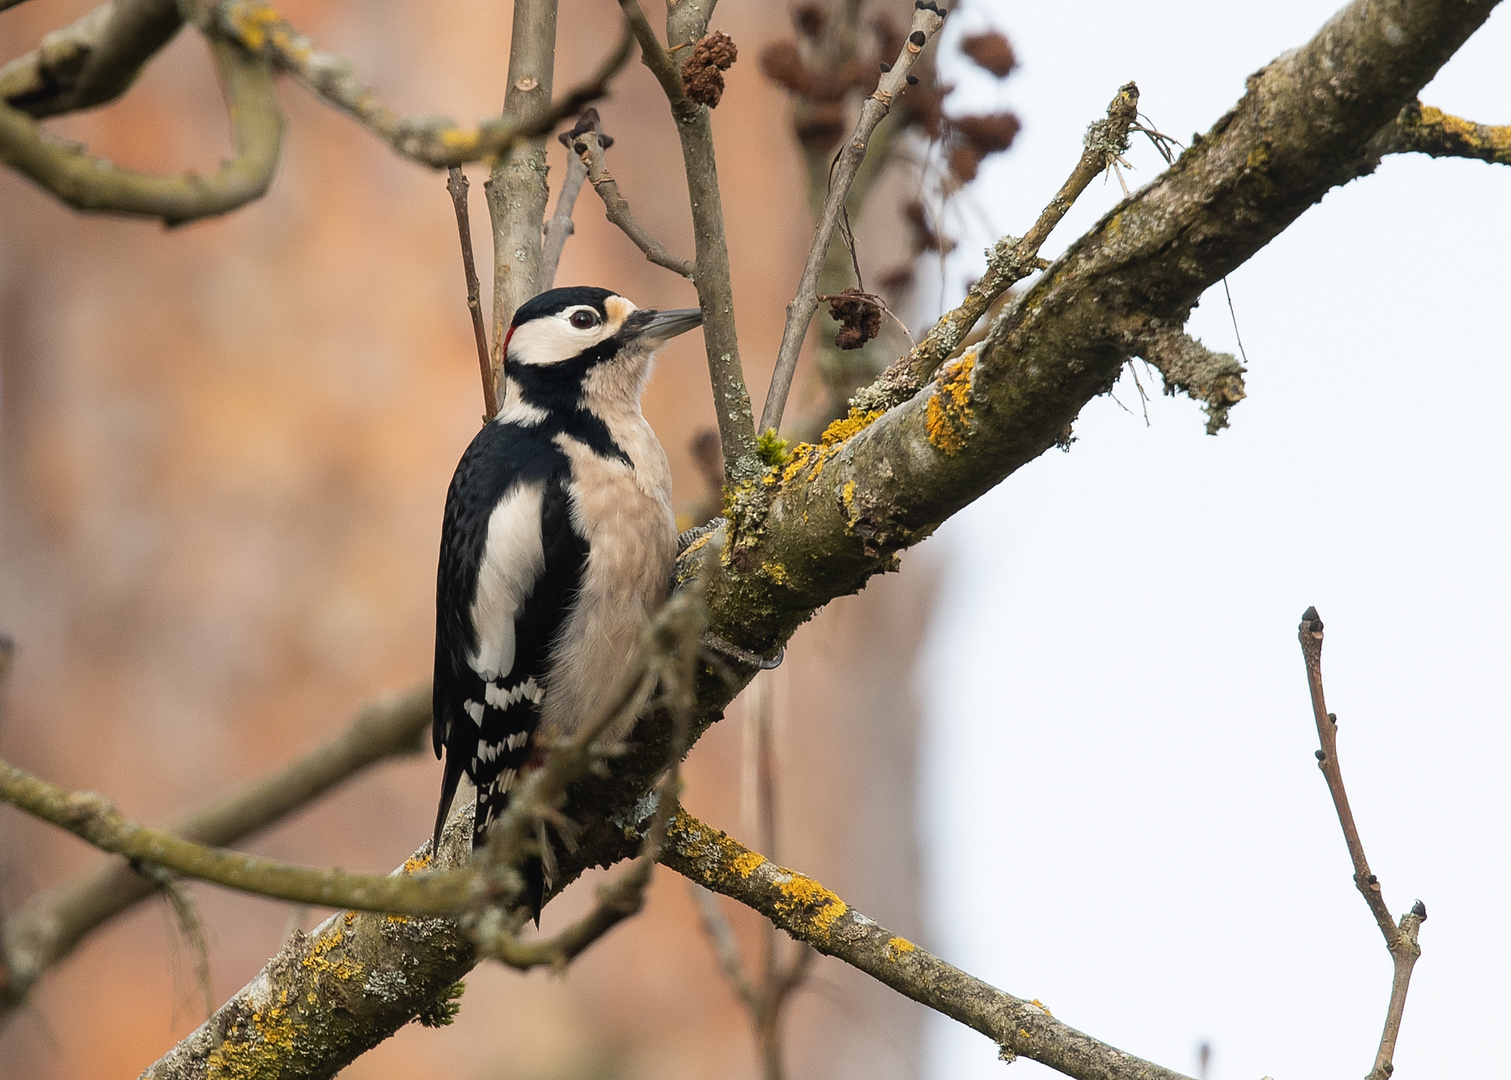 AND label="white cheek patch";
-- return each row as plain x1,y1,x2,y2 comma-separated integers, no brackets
469,484,546,680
